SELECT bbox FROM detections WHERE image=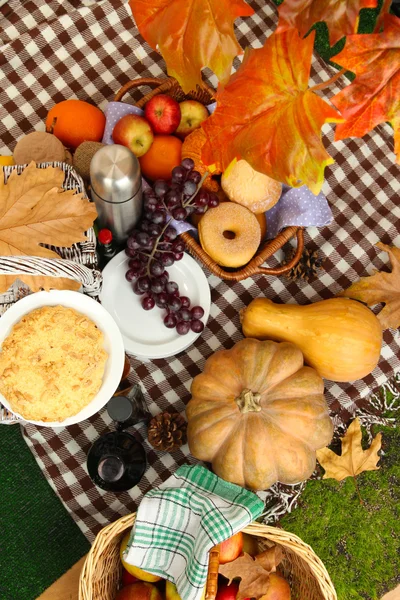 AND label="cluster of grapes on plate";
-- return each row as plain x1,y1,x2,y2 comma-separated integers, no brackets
125,158,219,335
